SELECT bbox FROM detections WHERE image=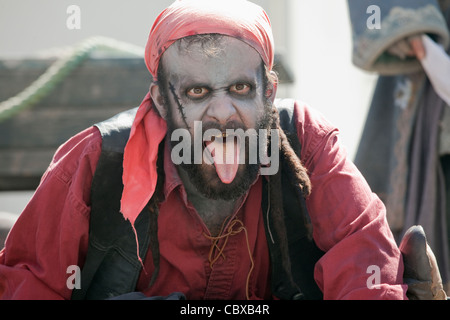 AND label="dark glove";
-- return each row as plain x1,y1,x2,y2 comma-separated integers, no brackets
399,225,447,300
